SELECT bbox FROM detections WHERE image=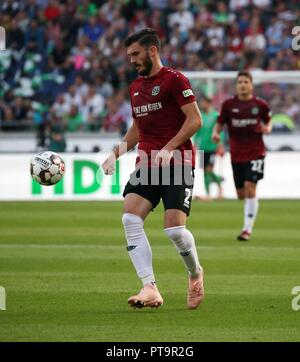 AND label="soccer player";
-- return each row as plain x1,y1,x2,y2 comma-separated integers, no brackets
102,28,204,309
212,71,272,241
194,96,225,200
